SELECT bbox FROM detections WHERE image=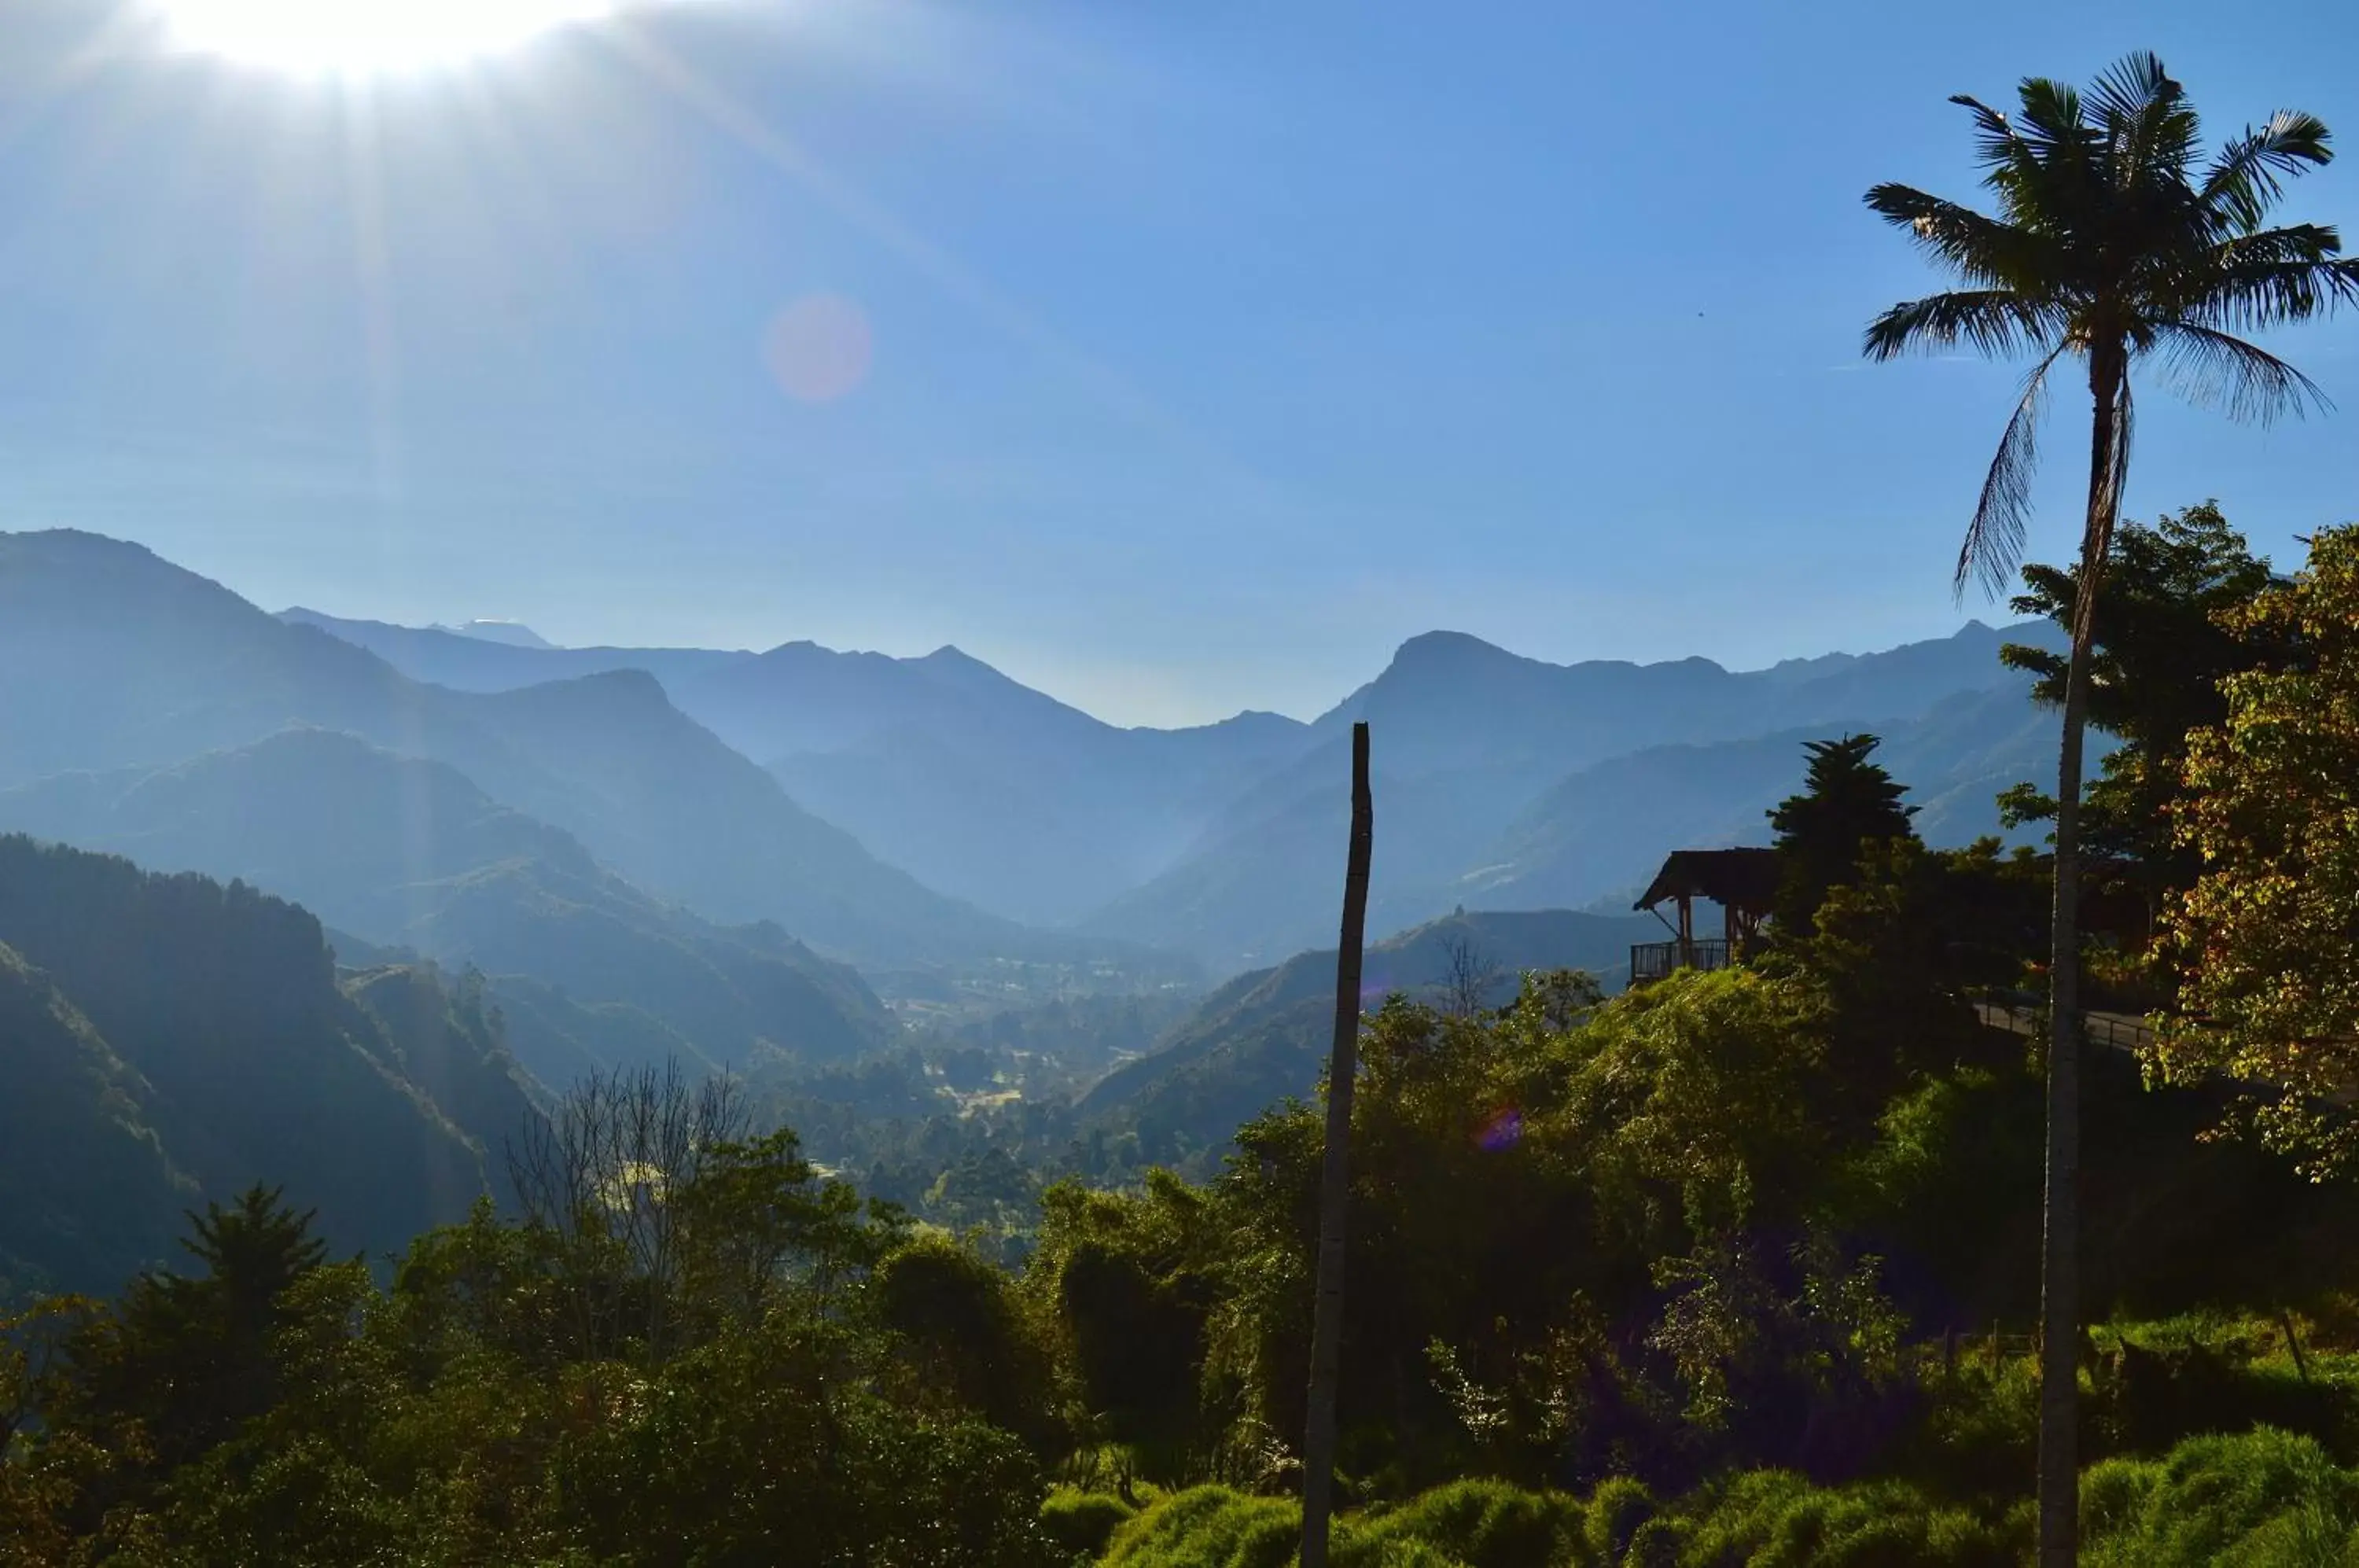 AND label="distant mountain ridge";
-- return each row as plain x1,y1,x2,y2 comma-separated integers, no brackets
280,595,2063,956
0,728,898,1088
10,531,2073,981
1082,620,2071,968
0,531,1068,966
279,605,748,693
280,605,1316,925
